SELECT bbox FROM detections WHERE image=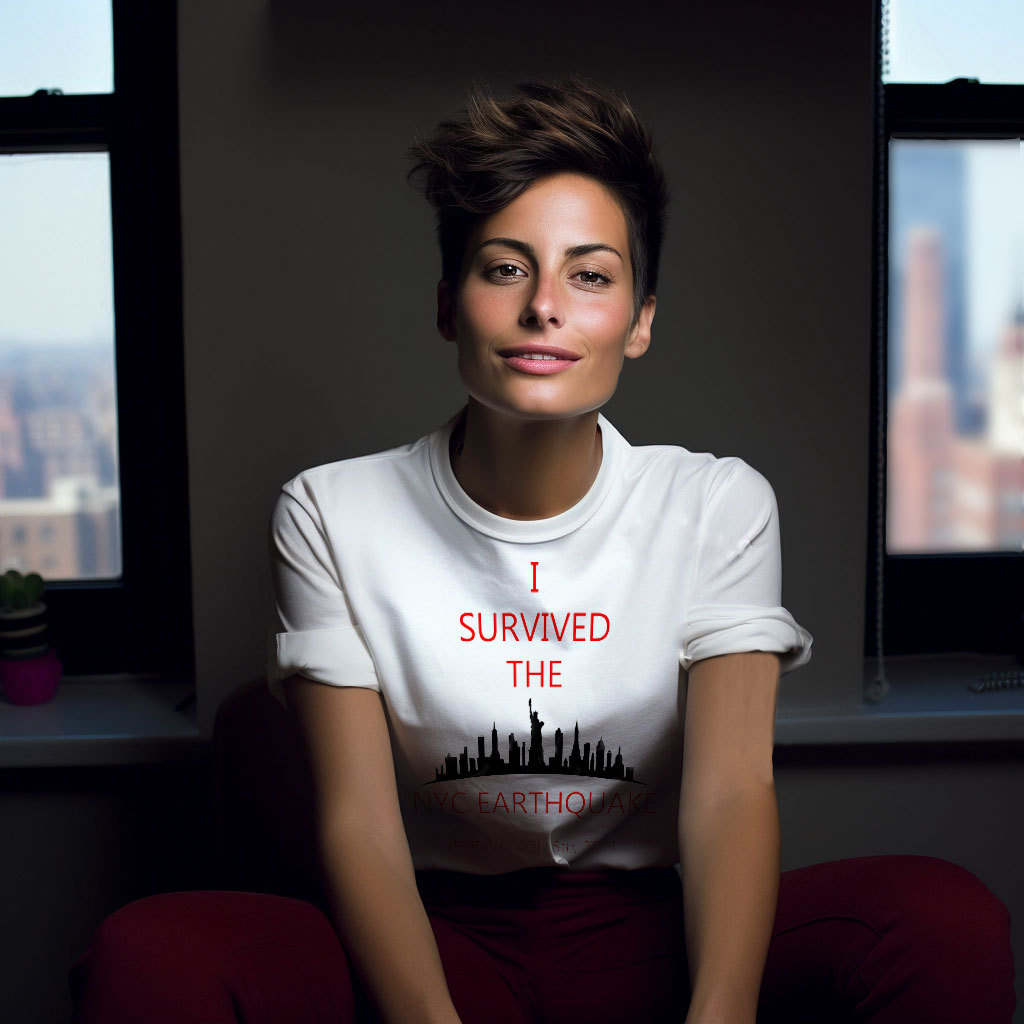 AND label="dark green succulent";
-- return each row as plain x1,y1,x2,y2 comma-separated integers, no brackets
0,570,45,612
